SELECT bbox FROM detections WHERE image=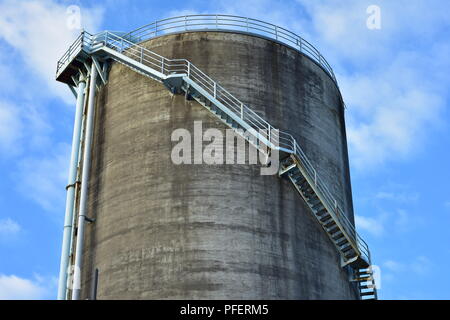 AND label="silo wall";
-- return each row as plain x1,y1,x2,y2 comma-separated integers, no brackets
80,31,358,299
